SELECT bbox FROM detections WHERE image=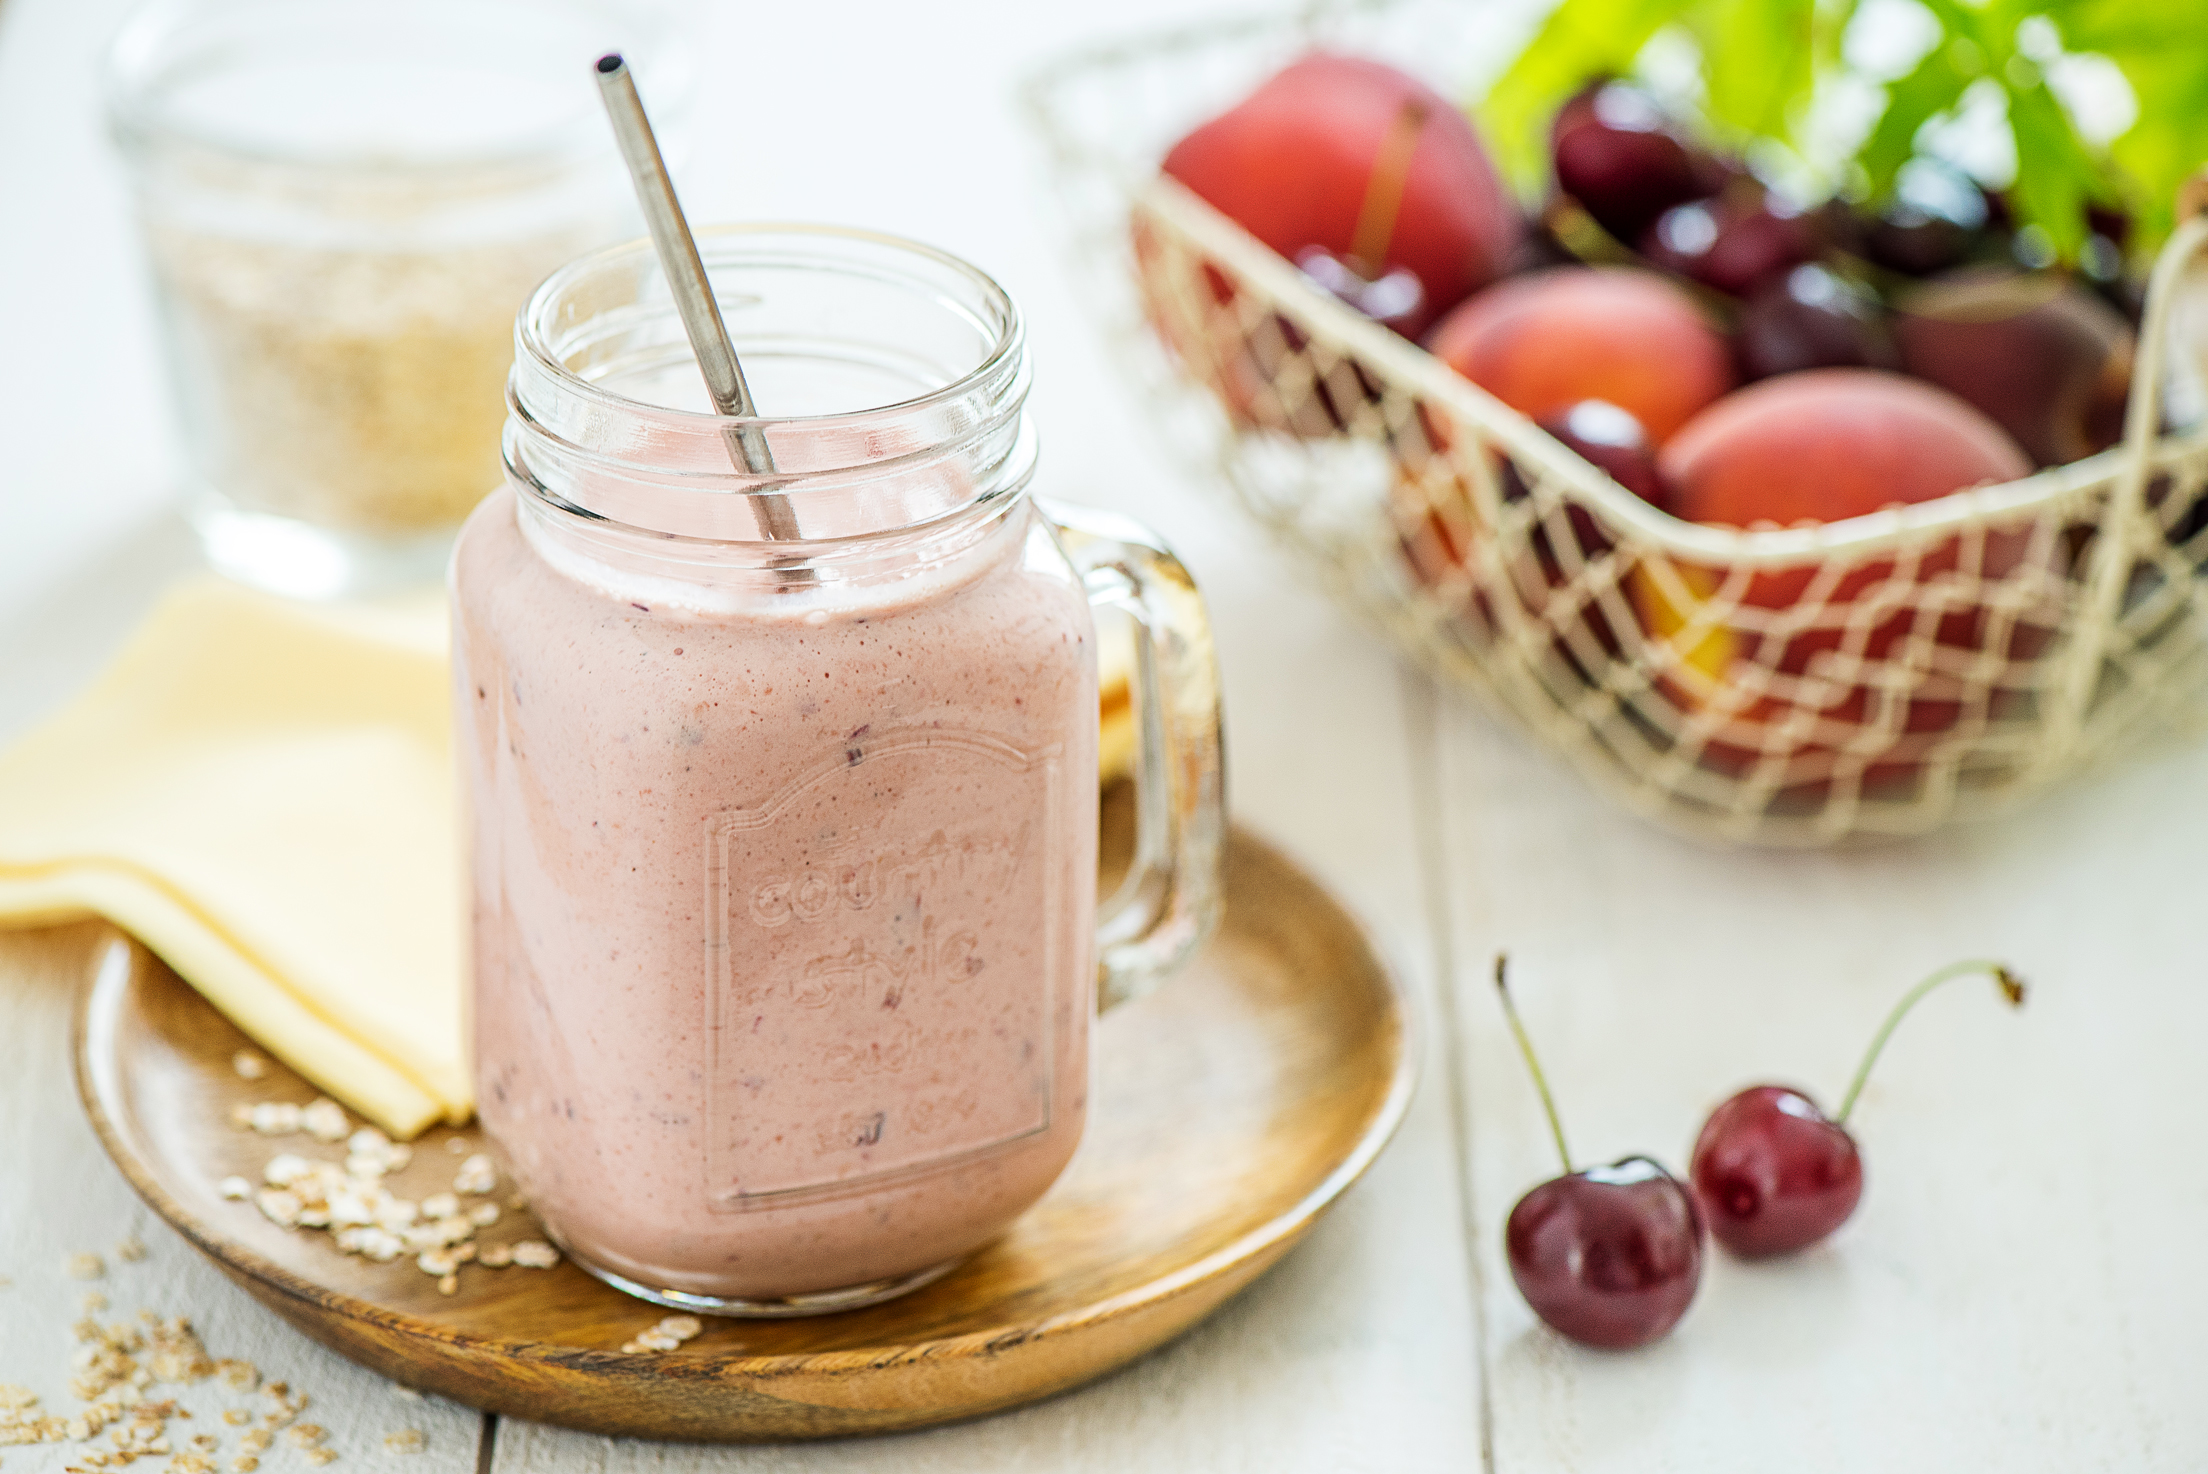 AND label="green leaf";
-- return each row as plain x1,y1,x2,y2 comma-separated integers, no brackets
1471,0,2198,256
1693,0,1818,140
2041,0,2171,56
1477,0,1700,192
1859,36,1978,199
2004,77,2096,257
2053,0,2208,243
2101,50,2208,243
1912,0,2001,52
